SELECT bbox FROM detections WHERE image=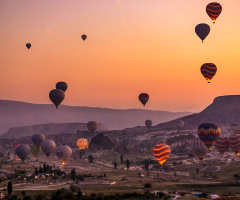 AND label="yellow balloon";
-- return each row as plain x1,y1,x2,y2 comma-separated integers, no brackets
76,138,89,150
